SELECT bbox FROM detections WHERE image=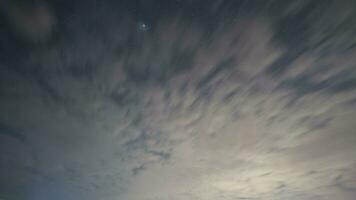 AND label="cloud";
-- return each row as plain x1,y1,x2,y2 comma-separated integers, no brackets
0,122,26,143
0,0,55,42
0,1,356,200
